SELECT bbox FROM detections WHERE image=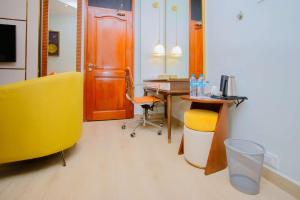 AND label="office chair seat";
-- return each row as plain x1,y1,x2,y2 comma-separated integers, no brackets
133,96,160,104
123,67,164,138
